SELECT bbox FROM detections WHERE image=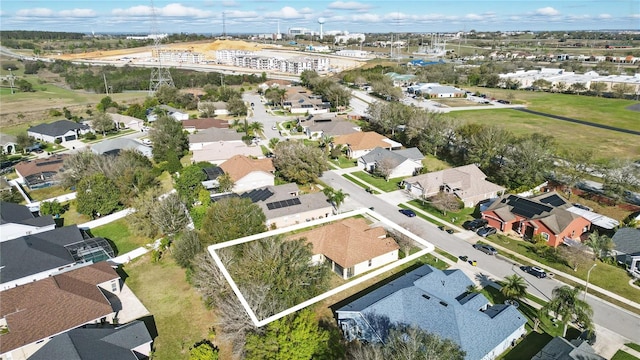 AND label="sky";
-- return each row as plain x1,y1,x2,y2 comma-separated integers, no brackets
0,1,638,35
